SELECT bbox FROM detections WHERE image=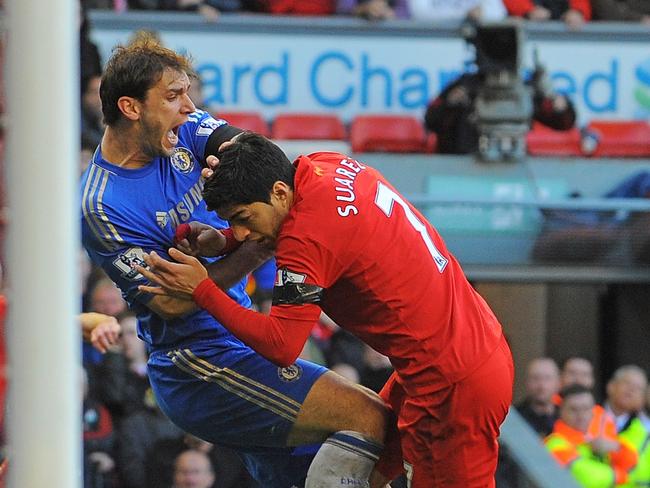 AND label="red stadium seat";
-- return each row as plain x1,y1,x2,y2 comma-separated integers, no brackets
214,111,271,137
526,122,582,157
586,120,650,157
350,115,428,153
272,113,346,140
